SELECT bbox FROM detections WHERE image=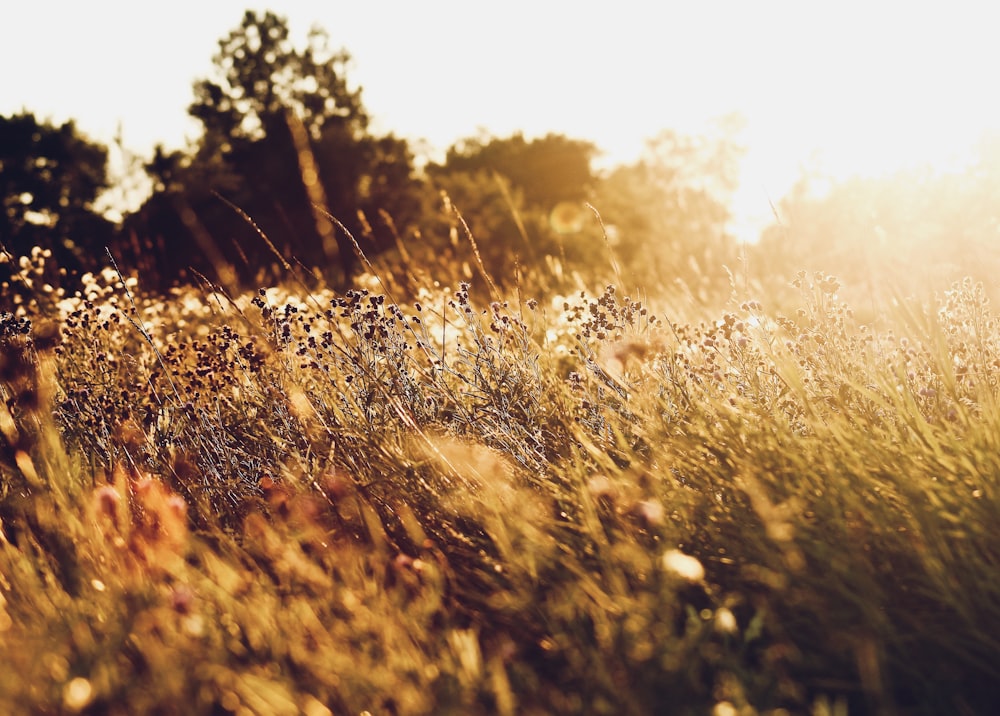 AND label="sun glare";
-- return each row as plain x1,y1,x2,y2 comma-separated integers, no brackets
725,24,995,245
3,1,997,248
